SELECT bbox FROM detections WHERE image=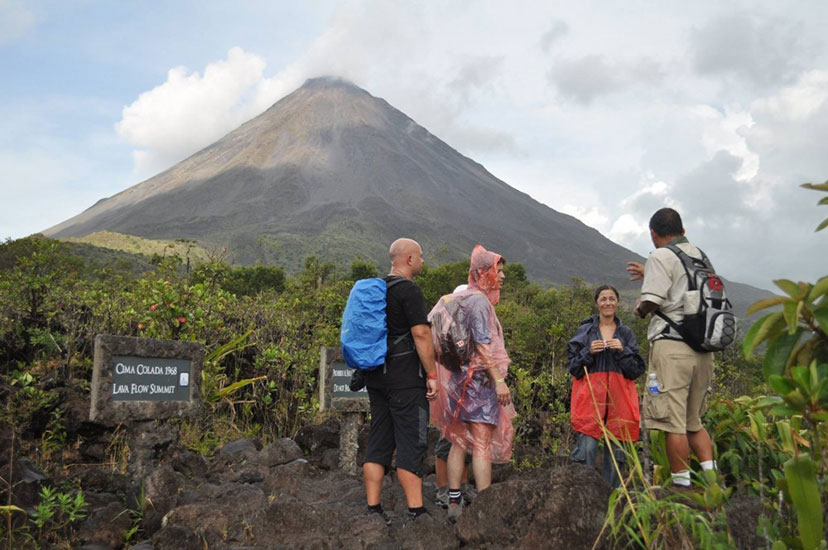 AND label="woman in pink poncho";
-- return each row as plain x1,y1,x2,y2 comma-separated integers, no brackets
431,244,516,517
